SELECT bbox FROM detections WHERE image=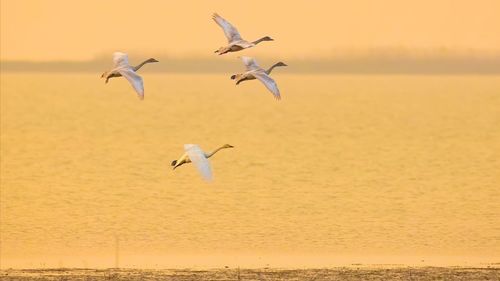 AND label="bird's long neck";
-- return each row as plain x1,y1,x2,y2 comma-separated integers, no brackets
266,63,283,75
133,59,153,71
252,37,269,45
205,145,226,158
